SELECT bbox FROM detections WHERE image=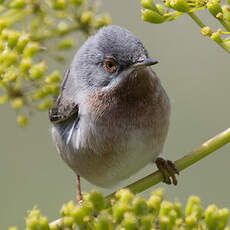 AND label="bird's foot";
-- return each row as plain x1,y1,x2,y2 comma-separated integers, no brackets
155,157,179,185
